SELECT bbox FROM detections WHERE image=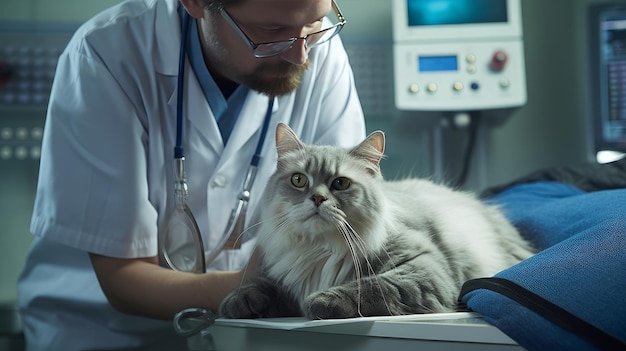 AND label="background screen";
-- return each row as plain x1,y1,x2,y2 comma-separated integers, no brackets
589,3,626,155
598,13,626,147
407,0,508,26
